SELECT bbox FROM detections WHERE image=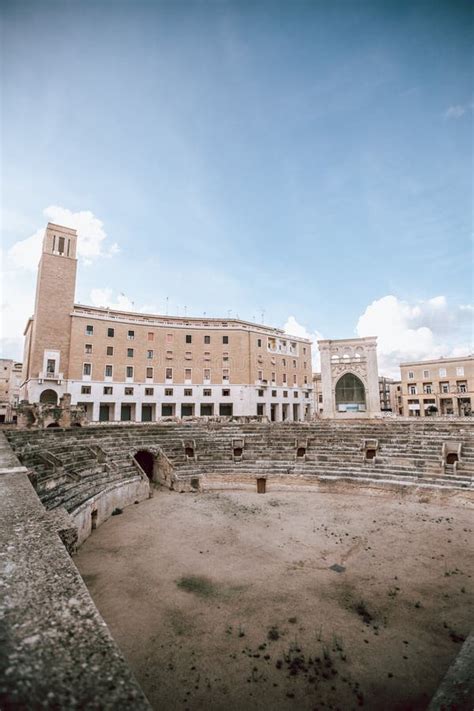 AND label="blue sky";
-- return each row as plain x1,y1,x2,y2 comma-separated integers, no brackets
1,0,472,374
